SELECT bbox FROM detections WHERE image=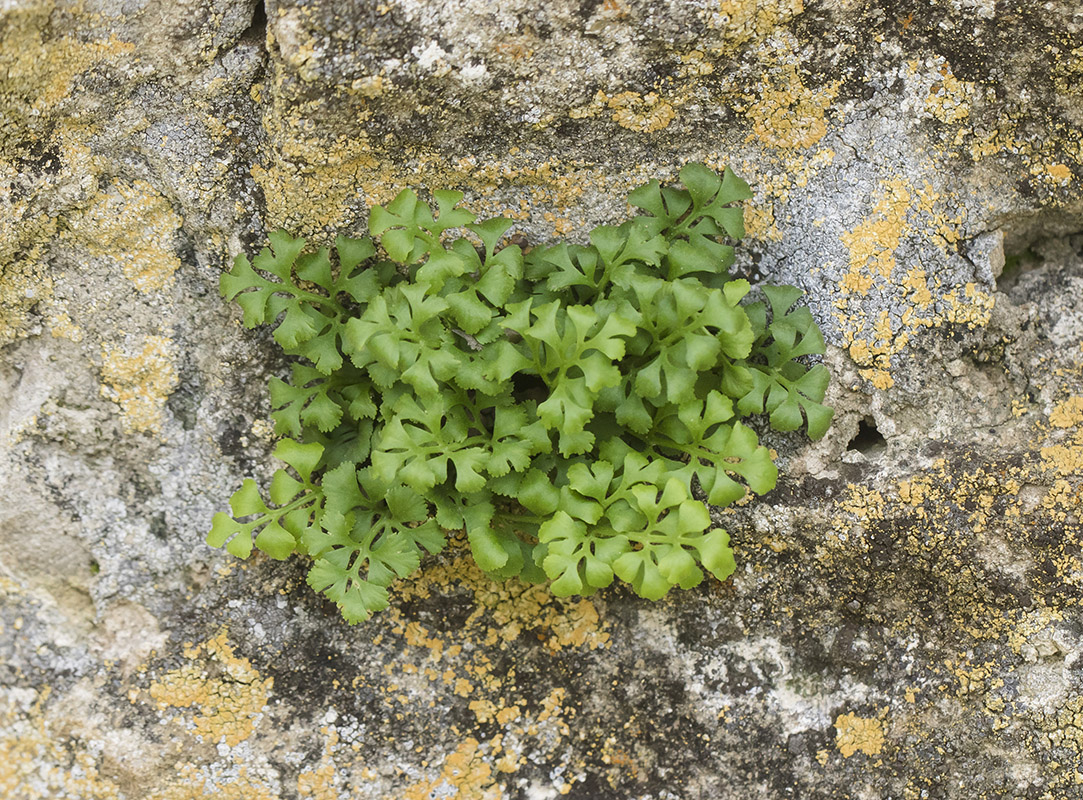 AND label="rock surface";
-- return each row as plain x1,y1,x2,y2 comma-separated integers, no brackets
2,0,1083,797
